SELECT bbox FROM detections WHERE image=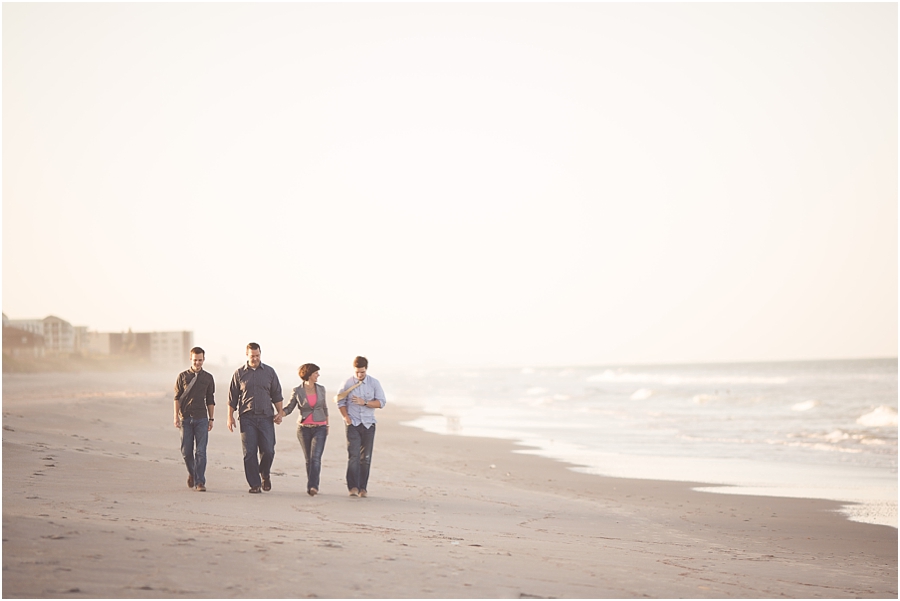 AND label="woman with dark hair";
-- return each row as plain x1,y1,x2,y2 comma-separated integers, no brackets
283,363,329,495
